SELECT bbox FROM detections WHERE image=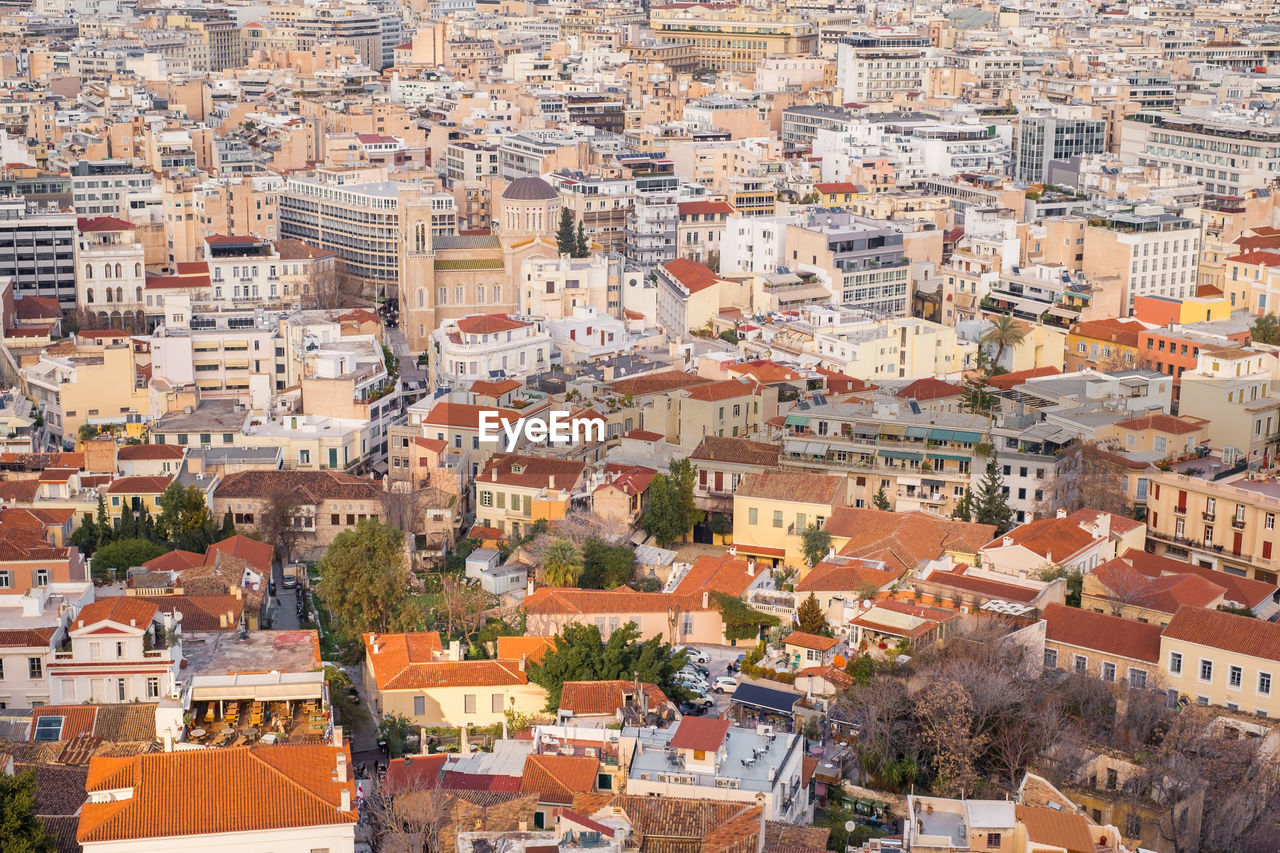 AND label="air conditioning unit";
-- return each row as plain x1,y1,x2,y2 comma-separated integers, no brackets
584,747,597,758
